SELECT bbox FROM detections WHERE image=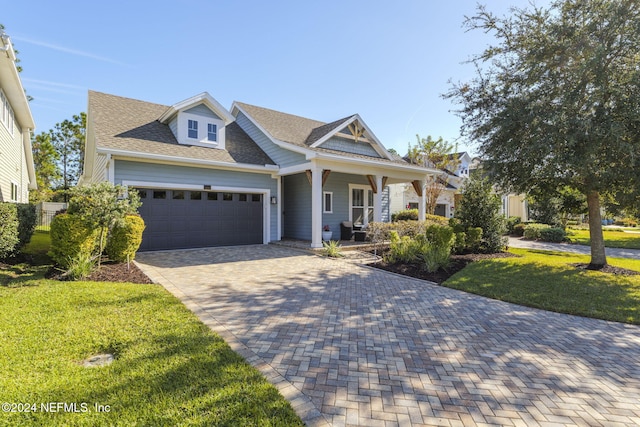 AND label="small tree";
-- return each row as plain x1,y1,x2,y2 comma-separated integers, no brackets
455,175,506,253
67,182,141,266
407,135,460,215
